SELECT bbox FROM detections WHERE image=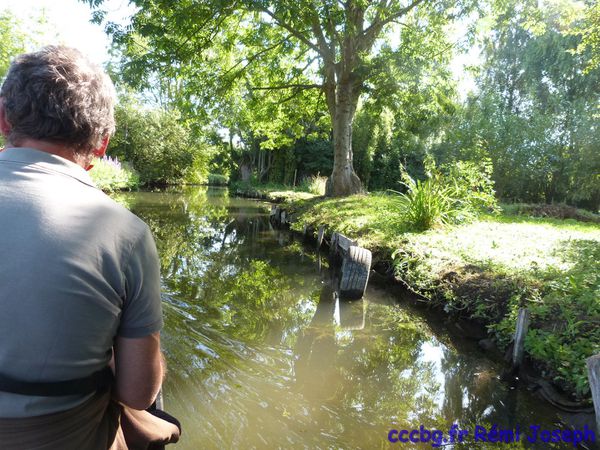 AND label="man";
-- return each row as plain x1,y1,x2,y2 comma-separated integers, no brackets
0,46,179,449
